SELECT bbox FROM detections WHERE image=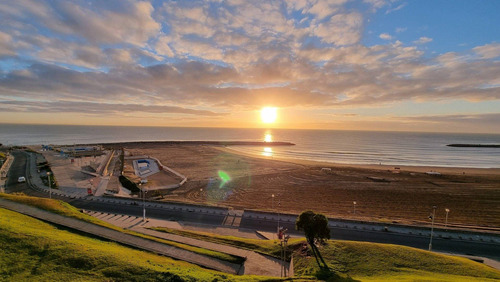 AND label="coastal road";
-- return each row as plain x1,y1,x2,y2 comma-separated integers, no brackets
4,151,47,198
6,151,500,262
